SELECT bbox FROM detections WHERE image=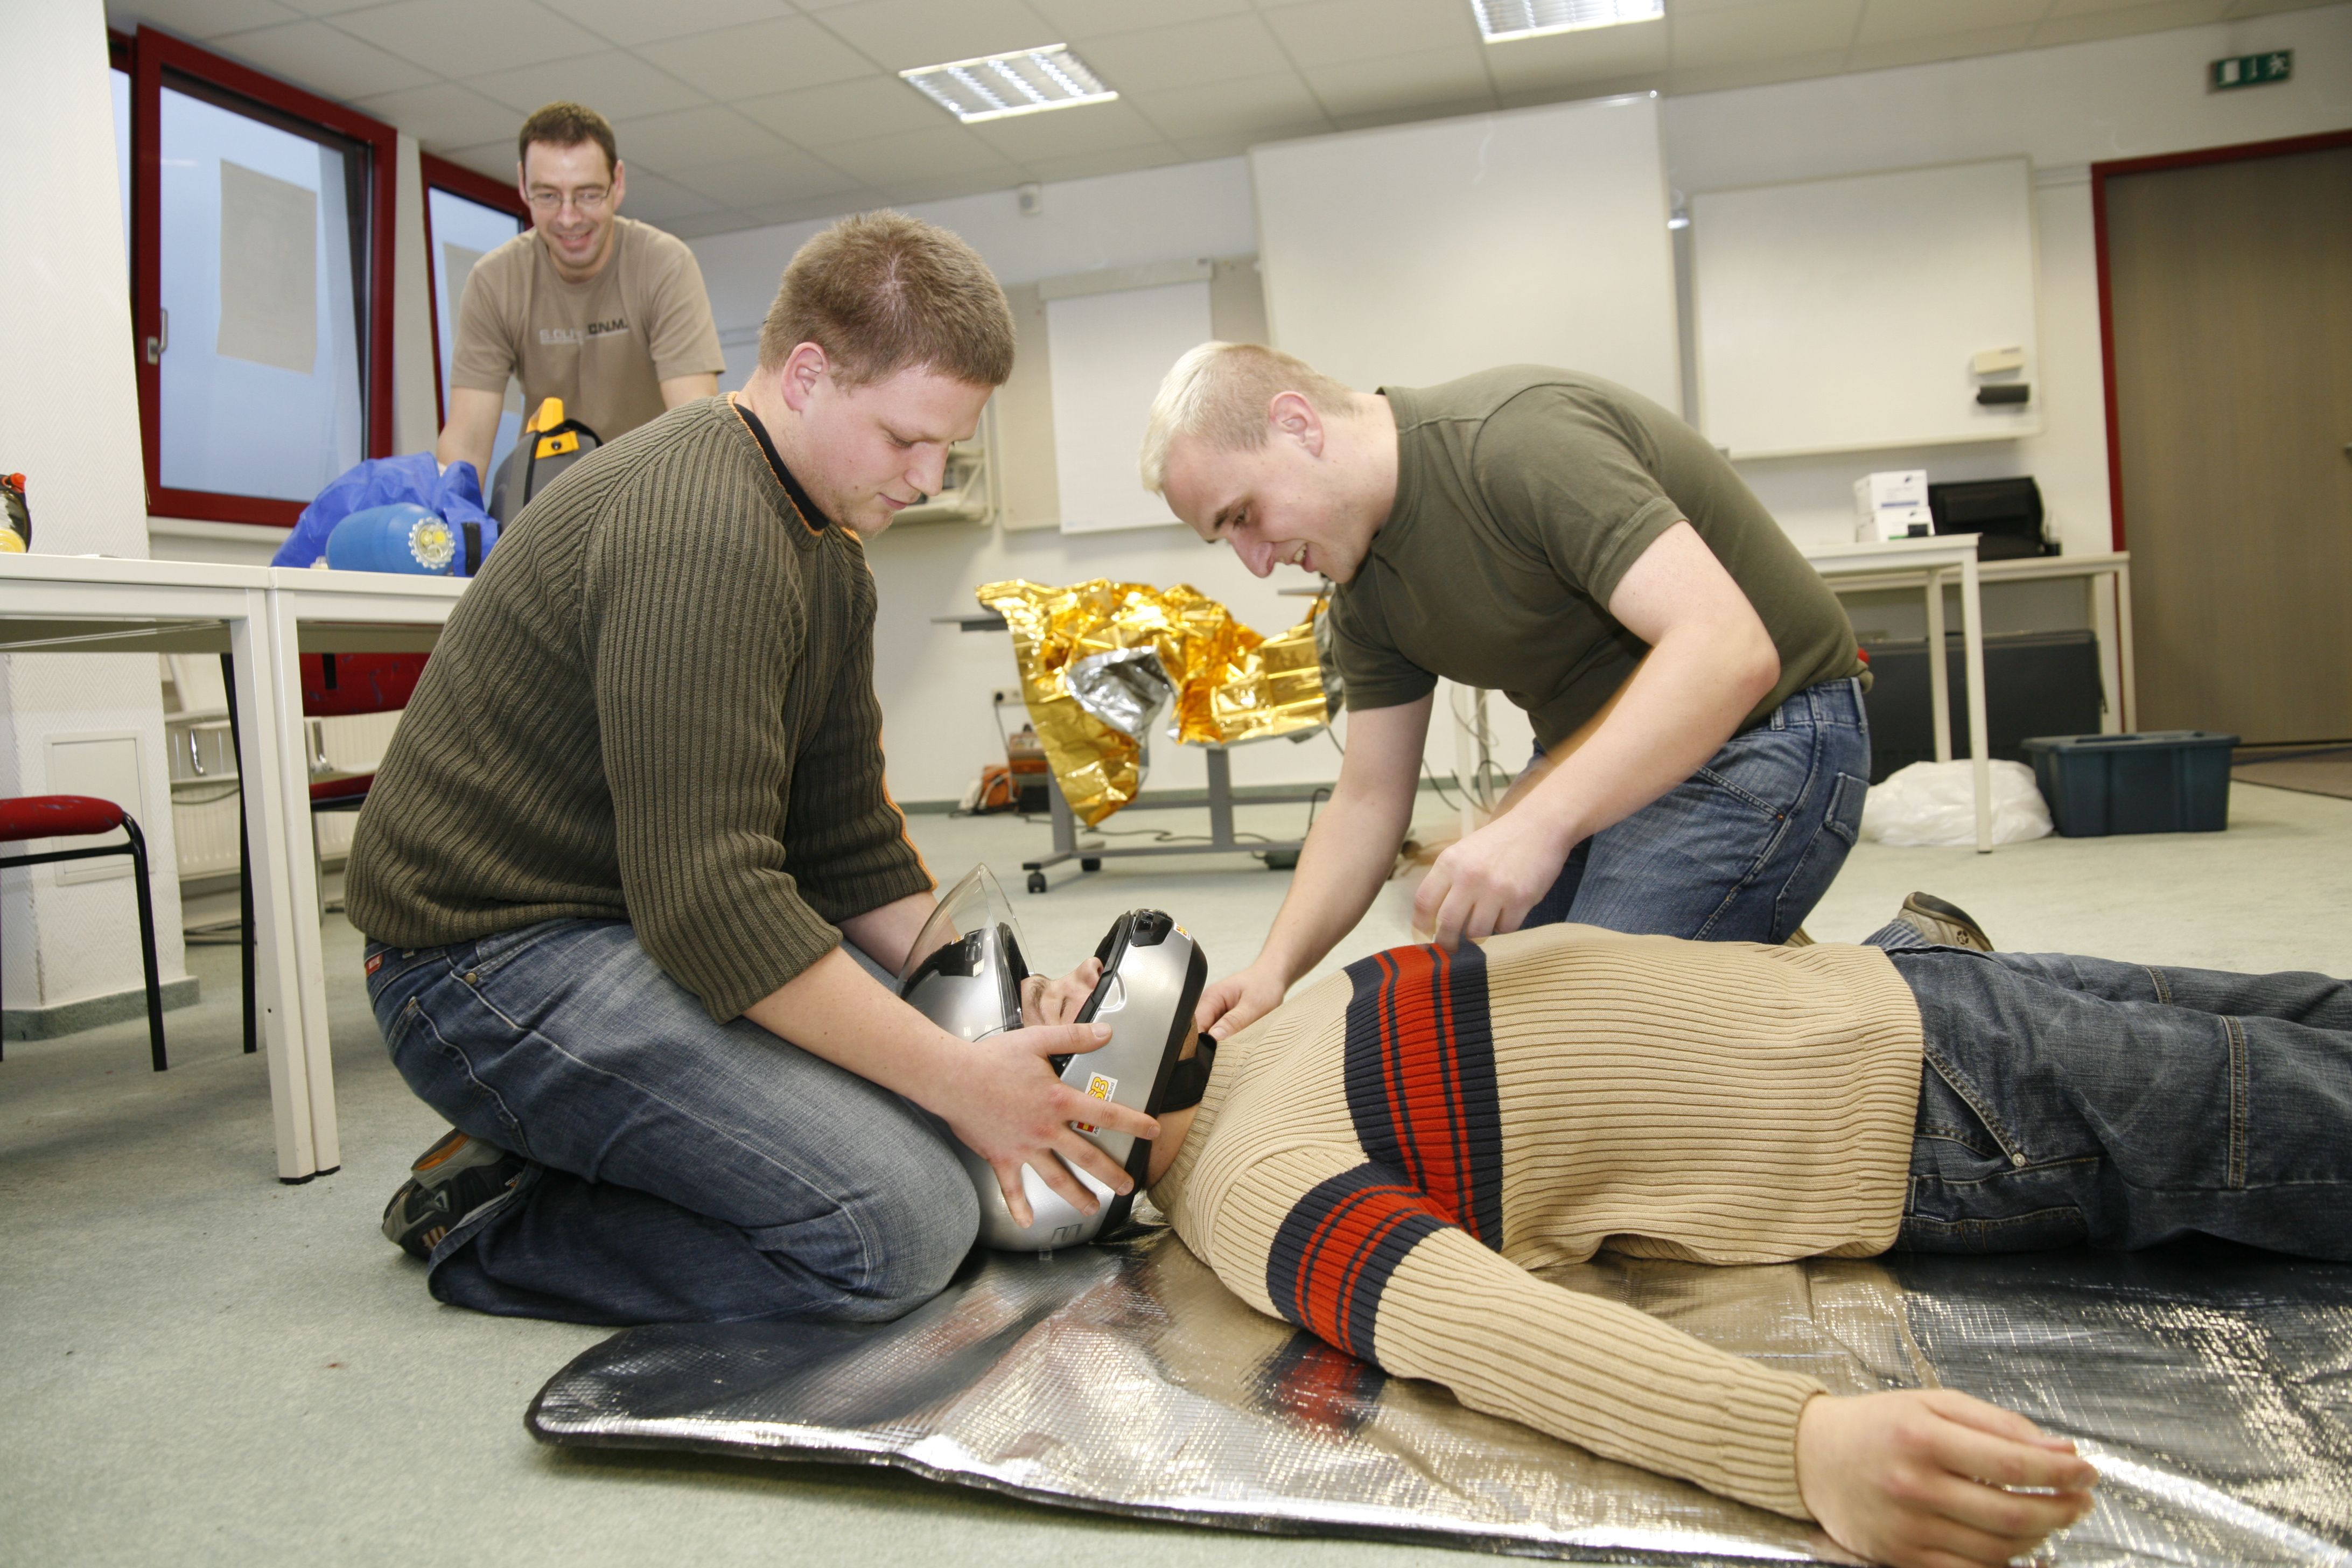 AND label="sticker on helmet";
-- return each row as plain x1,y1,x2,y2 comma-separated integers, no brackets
1073,1072,1117,1133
